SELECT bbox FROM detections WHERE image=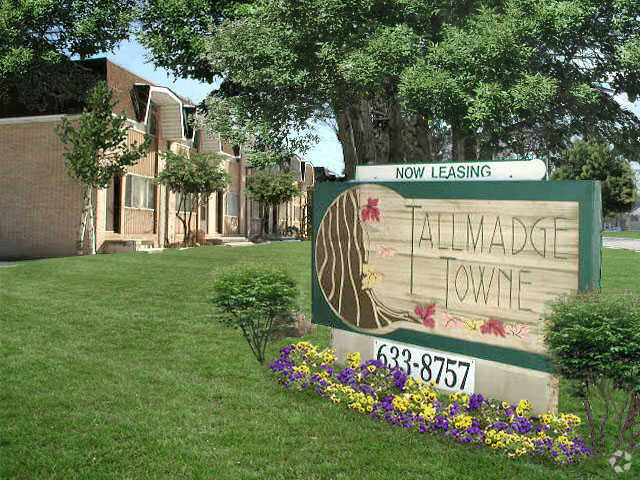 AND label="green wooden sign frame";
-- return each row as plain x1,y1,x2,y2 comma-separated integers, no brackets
312,180,602,372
